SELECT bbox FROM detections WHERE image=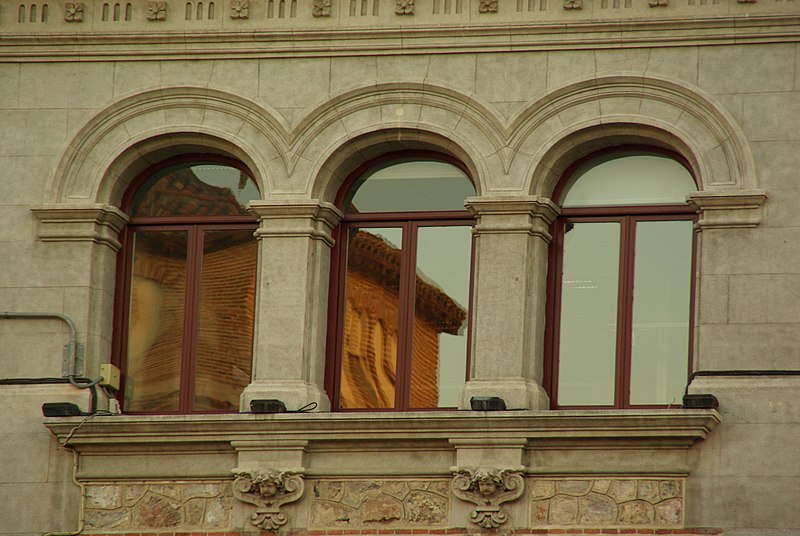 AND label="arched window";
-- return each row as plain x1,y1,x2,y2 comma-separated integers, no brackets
114,157,260,413
546,148,698,408
328,155,476,410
